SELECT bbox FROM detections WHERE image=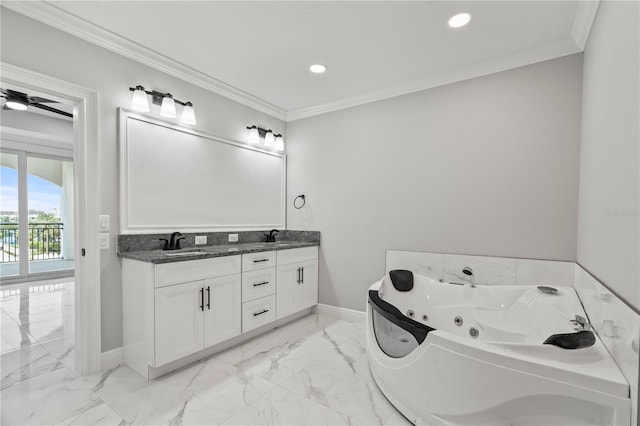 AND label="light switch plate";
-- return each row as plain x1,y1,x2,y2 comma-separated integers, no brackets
99,233,109,249
195,236,207,245
99,215,110,231
228,233,238,242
